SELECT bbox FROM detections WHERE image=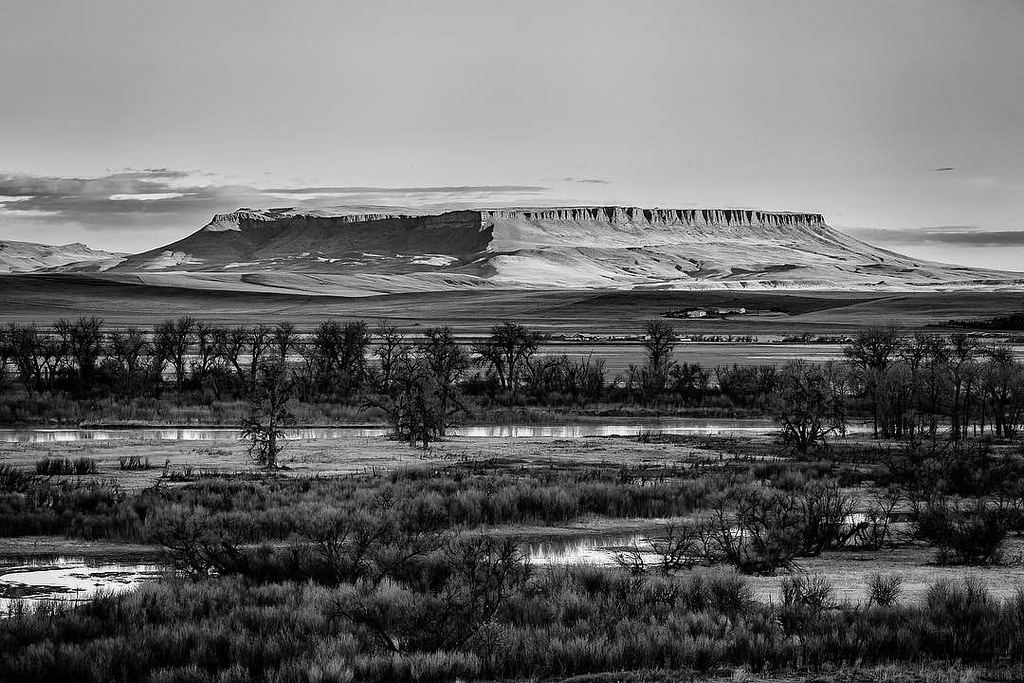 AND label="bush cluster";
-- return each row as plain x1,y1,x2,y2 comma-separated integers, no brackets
5,569,1024,682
